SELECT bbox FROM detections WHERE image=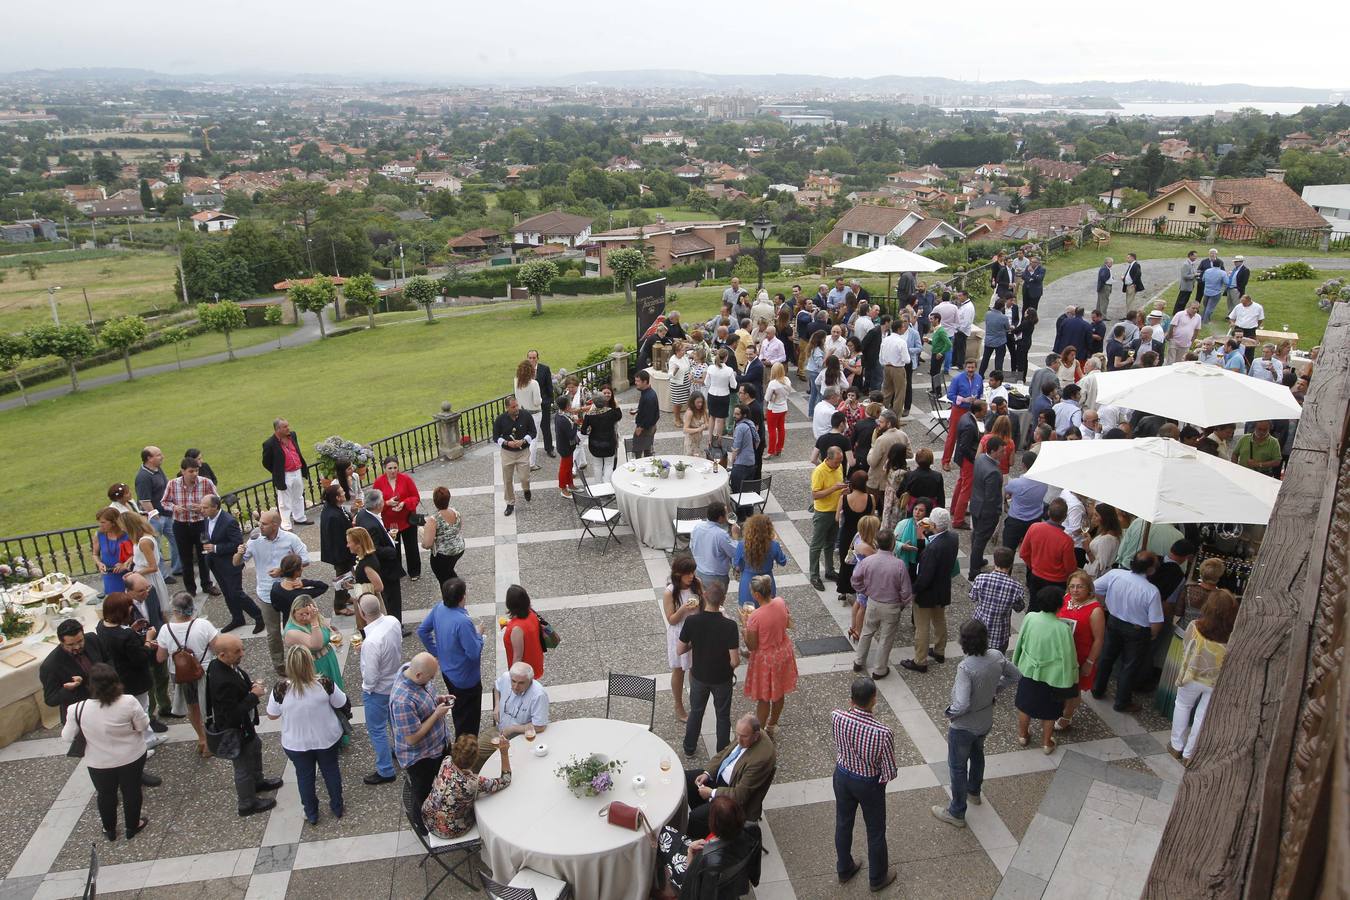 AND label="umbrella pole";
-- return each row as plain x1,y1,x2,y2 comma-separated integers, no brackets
887,274,894,315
